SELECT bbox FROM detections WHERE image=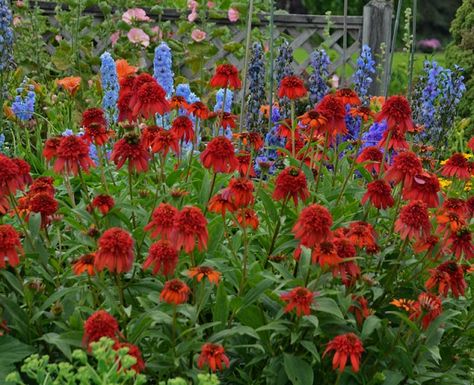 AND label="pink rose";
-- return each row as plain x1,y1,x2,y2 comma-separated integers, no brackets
110,31,120,46
228,8,240,22
188,10,198,22
127,28,150,48
191,29,206,42
207,1,215,8
122,8,151,24
187,0,198,9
